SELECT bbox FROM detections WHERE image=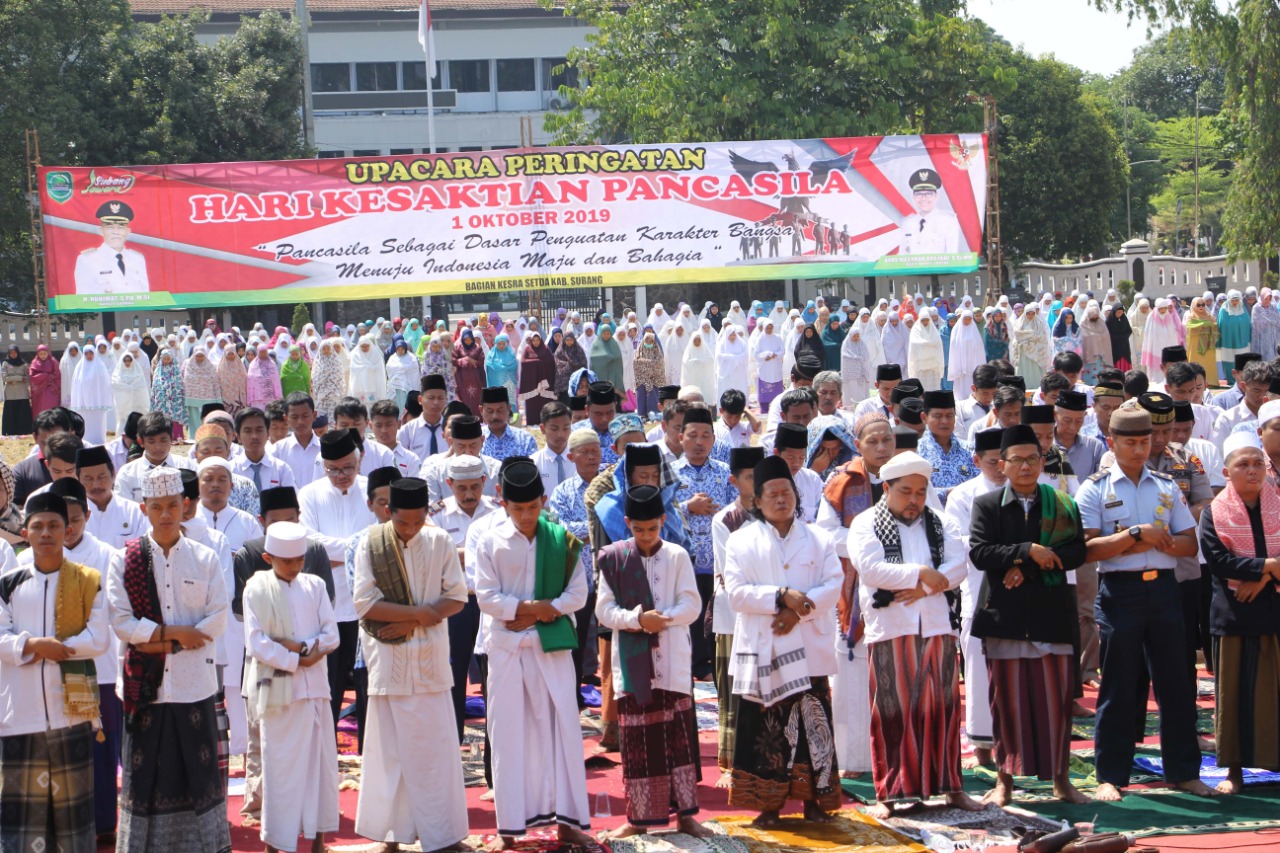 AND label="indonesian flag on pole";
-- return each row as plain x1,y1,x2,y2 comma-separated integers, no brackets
418,0,437,76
